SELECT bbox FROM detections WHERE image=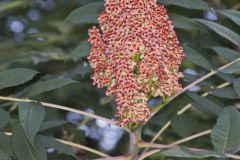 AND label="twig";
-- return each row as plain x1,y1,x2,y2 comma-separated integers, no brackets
3,132,109,158
150,57,240,120
142,82,230,154
170,129,212,146
0,96,116,126
57,139,110,158
139,147,240,160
